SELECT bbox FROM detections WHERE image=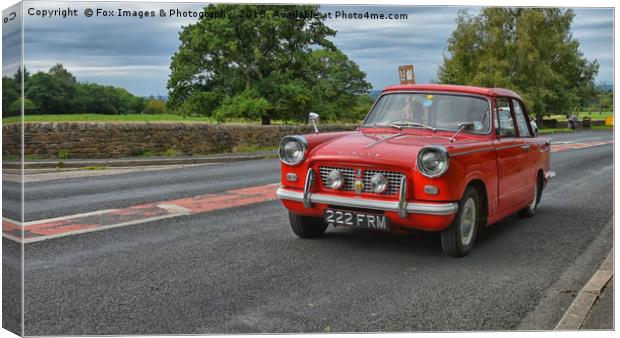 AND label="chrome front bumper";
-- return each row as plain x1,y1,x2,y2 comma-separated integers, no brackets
276,187,459,216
